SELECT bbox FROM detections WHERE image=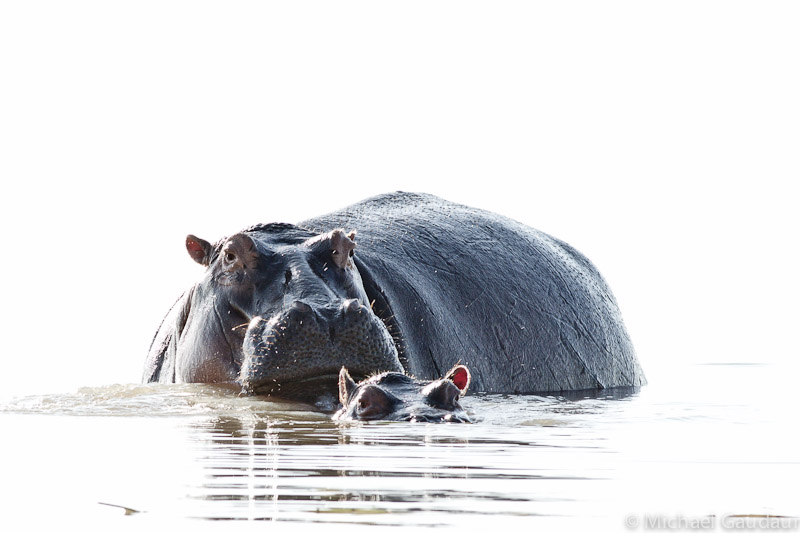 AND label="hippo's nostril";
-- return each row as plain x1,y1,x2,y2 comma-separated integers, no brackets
291,301,312,313
343,299,361,314
247,316,265,330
